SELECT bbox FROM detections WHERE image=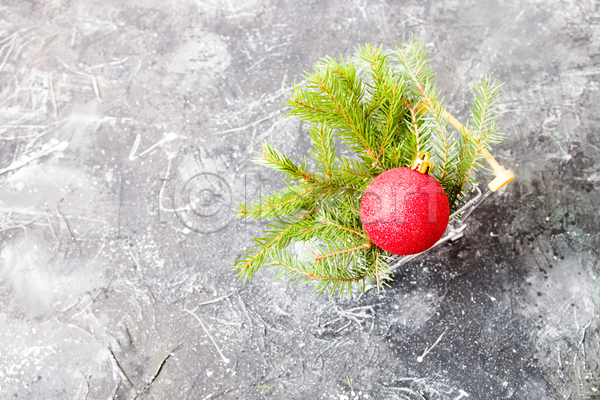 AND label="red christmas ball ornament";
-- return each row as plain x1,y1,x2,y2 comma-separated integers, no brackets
360,163,450,255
